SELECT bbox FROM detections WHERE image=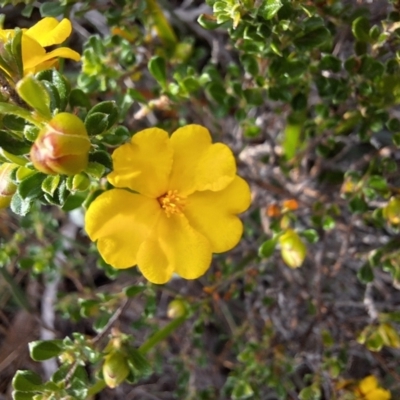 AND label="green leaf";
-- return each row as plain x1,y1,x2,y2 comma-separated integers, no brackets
319,54,341,73
299,385,321,400
0,148,28,166
344,56,359,74
359,55,384,79
61,192,86,211
322,215,335,230
86,162,106,179
10,192,32,216
294,27,331,50
258,238,277,258
66,173,90,192
29,340,64,361
41,175,61,197
2,115,26,132
301,229,319,244
123,285,146,297
352,16,371,42
0,266,32,311
145,0,177,53
355,40,367,56
40,80,61,113
18,173,46,200
369,25,380,42
10,29,23,79
232,379,254,400
89,150,112,170
79,299,99,318
40,1,66,17
368,175,387,191
393,132,400,146
21,4,34,18
16,75,52,119
0,102,42,127
358,263,374,284
24,125,40,142
69,88,91,110
85,112,109,136
291,93,307,111
148,56,167,88
243,88,263,106
207,82,227,104
387,117,400,132
283,113,305,160
0,130,30,155
241,54,259,76
12,391,36,400
269,58,307,79
56,179,68,205
51,364,72,383
197,14,222,30
87,101,119,129
349,194,368,214
50,70,70,111
12,370,43,392
258,0,282,20
126,347,152,375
